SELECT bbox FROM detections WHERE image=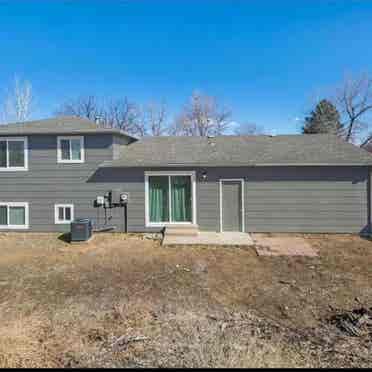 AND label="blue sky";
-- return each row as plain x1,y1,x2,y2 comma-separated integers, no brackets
0,0,371,133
